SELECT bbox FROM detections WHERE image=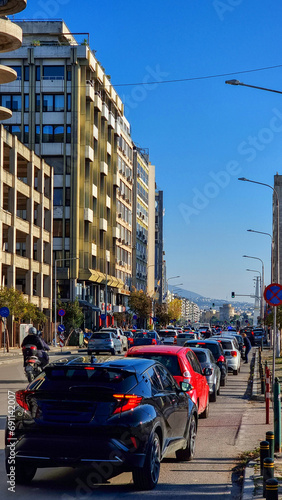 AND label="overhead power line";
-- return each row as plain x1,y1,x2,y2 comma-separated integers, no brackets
113,64,282,87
